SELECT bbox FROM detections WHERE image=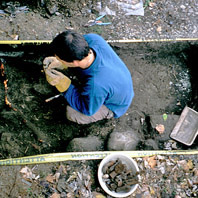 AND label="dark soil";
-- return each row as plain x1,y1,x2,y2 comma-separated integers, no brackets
0,41,197,158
